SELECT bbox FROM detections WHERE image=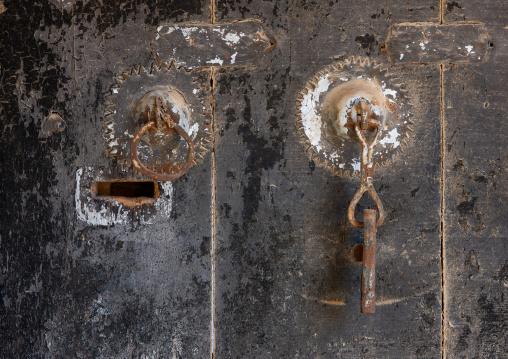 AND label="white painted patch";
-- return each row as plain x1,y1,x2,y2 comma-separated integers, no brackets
465,45,474,55
188,123,199,137
112,88,118,94
299,74,331,151
351,158,361,172
193,89,198,94
231,52,238,64
180,26,198,40
224,32,241,45
207,57,224,66
400,54,404,60
75,168,173,226
378,128,400,148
